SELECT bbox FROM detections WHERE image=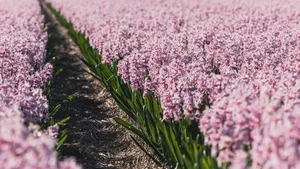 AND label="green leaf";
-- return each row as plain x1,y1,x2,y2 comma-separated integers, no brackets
56,134,68,150
63,93,77,103
50,104,61,117
114,117,149,145
57,116,70,126
54,68,63,77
